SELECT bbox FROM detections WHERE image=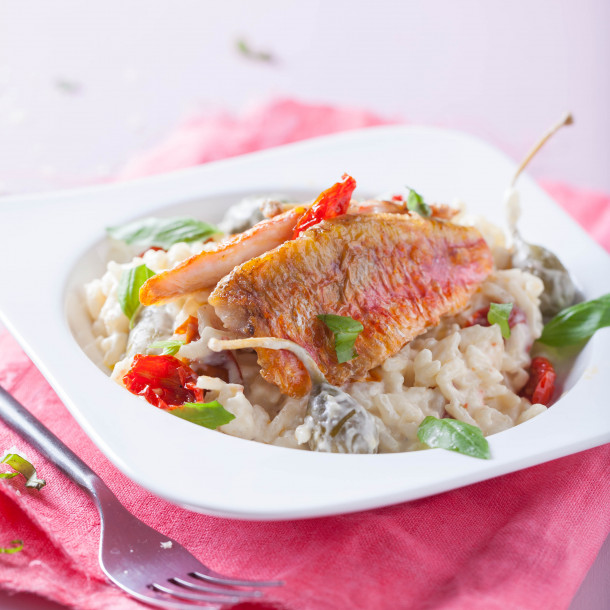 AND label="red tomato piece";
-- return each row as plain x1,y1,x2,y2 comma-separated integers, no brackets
466,304,527,329
521,356,556,406
292,174,357,239
123,354,203,410
137,245,166,258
